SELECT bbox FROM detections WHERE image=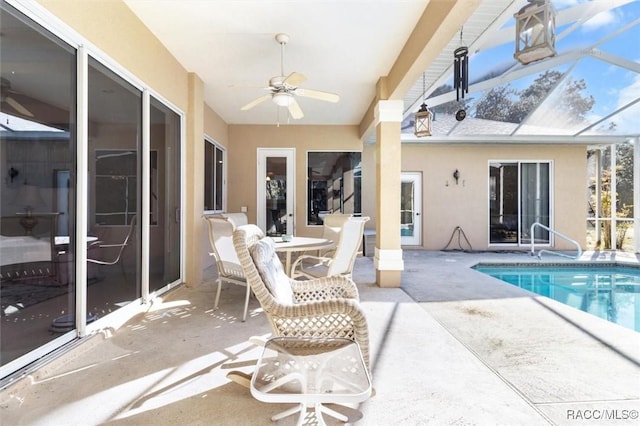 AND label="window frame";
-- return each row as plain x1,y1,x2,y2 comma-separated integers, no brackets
204,137,226,213
305,150,362,227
